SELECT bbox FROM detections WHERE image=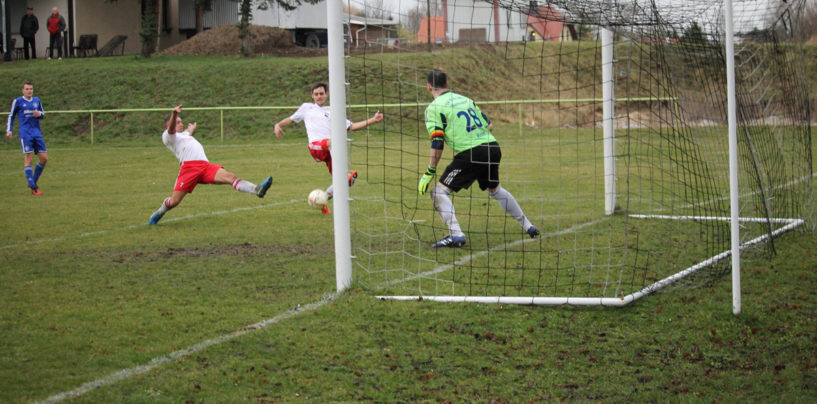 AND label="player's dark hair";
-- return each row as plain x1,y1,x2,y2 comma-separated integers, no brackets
311,82,328,93
165,114,180,126
23,81,33,87
427,70,447,90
